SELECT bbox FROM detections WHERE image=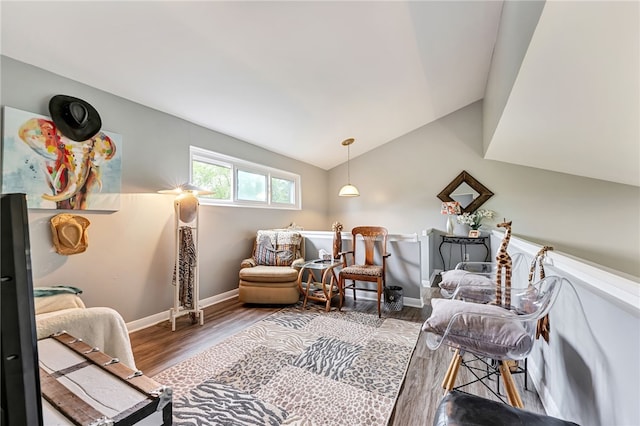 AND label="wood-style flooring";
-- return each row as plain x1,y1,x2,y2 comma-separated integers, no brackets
130,288,546,425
